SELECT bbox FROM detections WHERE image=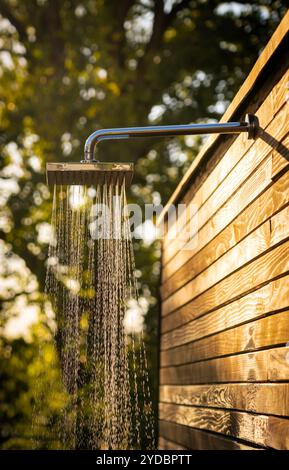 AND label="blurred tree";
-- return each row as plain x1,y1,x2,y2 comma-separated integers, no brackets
0,0,286,448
